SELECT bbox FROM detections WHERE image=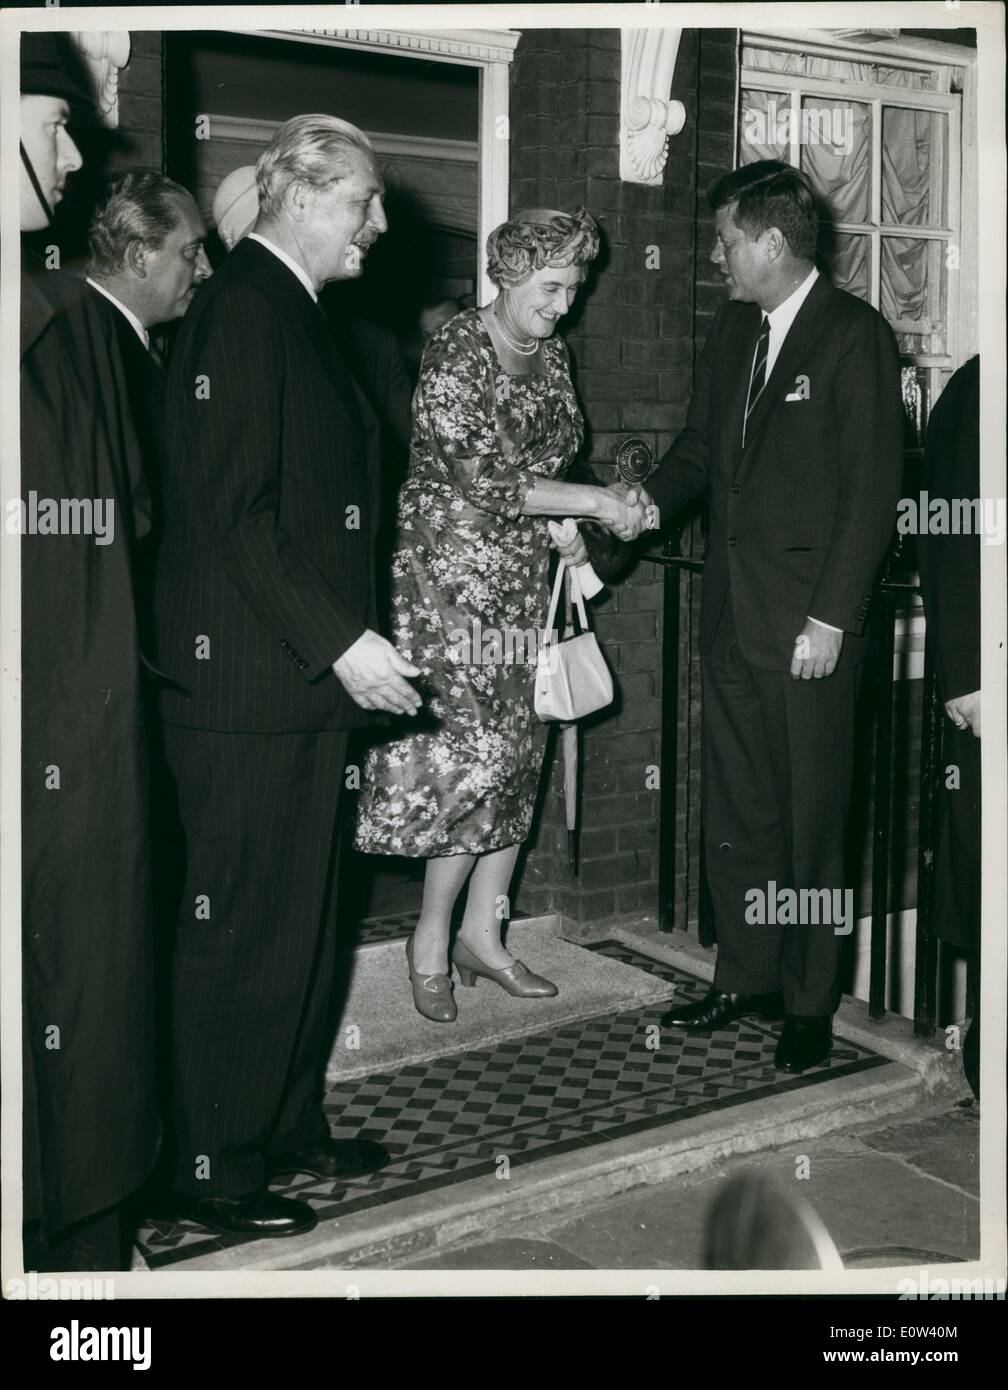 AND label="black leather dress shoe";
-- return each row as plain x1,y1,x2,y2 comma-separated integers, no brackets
774,1015,832,1072
661,988,782,1032
174,1189,317,1238
267,1136,391,1181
